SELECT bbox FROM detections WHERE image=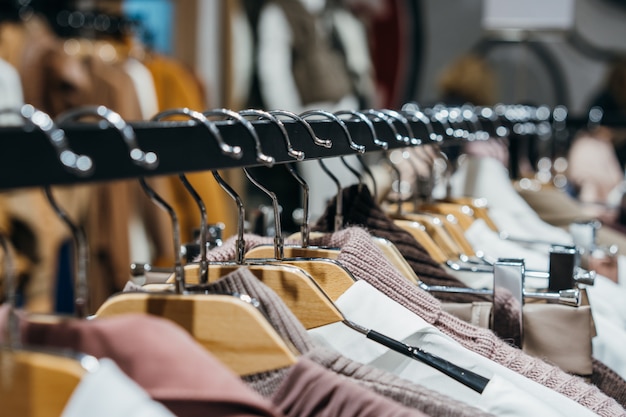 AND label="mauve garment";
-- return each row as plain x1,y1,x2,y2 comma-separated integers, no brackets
0,306,285,417
272,357,424,417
